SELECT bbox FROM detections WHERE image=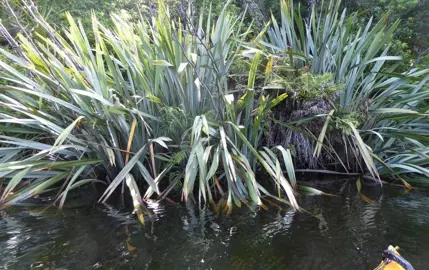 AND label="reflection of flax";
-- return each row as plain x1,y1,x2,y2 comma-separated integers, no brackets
230,209,293,270
125,225,137,255
230,256,247,270
359,193,375,205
